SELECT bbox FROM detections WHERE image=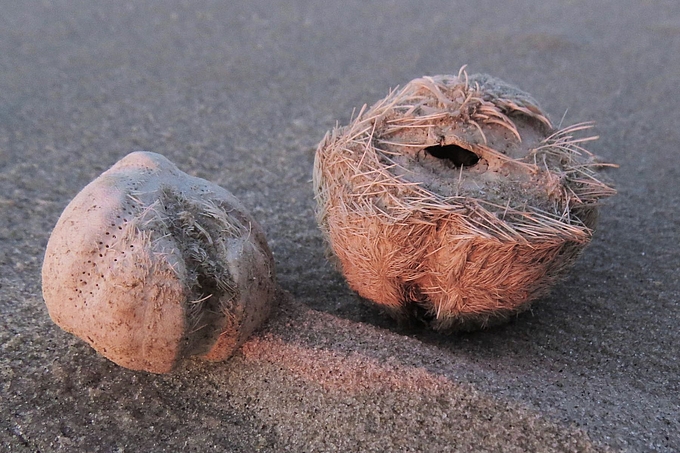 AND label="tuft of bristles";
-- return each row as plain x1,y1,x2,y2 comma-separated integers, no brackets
313,70,616,331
